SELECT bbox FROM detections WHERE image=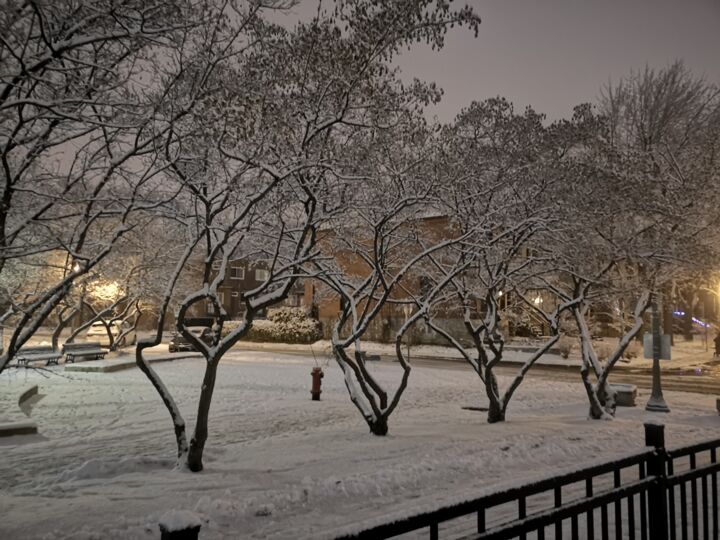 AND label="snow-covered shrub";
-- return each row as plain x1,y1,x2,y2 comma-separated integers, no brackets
513,322,539,338
557,336,574,359
223,308,321,344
